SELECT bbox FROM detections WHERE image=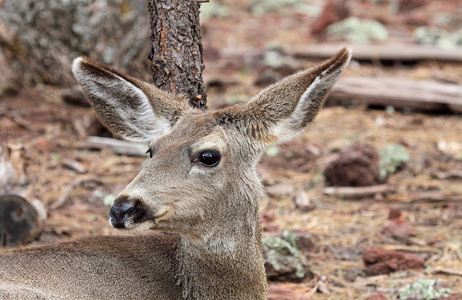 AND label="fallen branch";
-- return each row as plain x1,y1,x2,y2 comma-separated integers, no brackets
323,184,389,198
329,77,462,113
62,159,87,174
85,136,147,157
289,44,462,63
